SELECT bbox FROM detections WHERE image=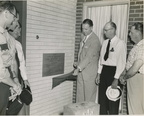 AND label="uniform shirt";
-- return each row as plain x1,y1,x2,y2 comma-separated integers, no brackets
126,39,144,74
15,40,28,80
98,35,127,79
